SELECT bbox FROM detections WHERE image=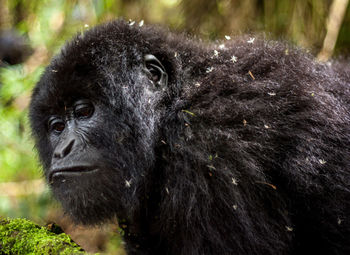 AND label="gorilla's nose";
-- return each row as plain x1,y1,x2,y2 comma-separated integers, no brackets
53,136,75,159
